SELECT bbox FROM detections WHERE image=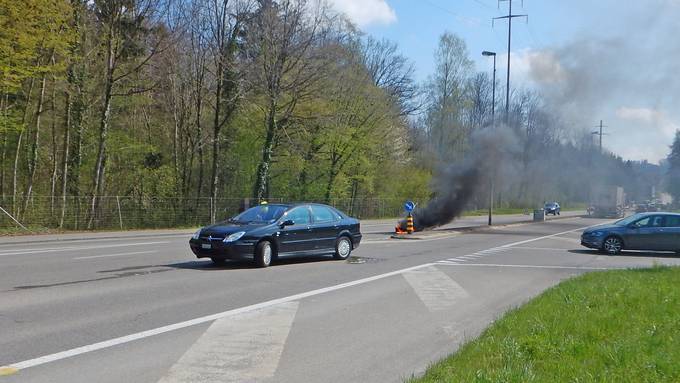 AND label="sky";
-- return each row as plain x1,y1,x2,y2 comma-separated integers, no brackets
327,0,680,164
